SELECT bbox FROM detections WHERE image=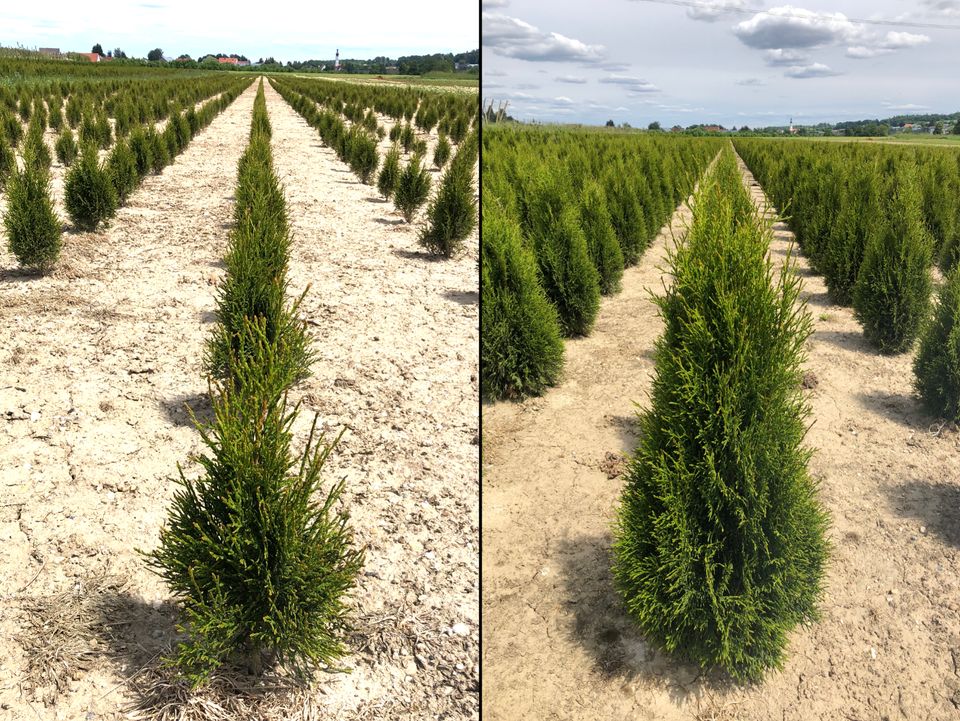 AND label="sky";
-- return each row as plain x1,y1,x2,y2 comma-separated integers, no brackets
481,0,959,128
1,0,478,63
